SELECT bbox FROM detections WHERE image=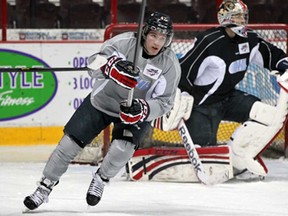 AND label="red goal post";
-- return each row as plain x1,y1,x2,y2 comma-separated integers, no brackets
72,23,288,164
